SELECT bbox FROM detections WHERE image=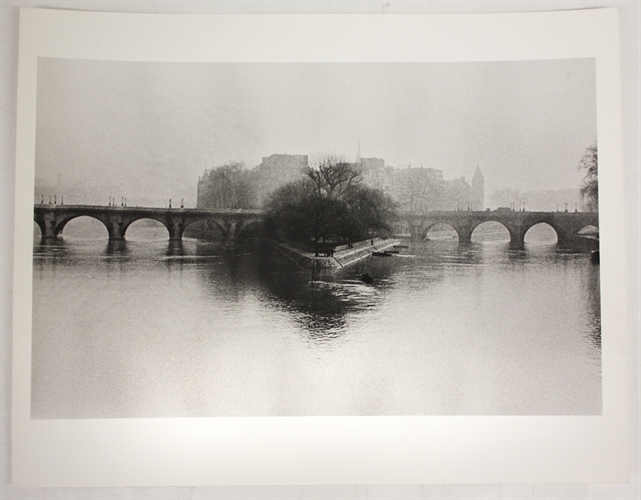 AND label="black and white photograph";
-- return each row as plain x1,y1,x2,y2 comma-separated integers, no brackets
31,57,602,418
8,6,633,489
